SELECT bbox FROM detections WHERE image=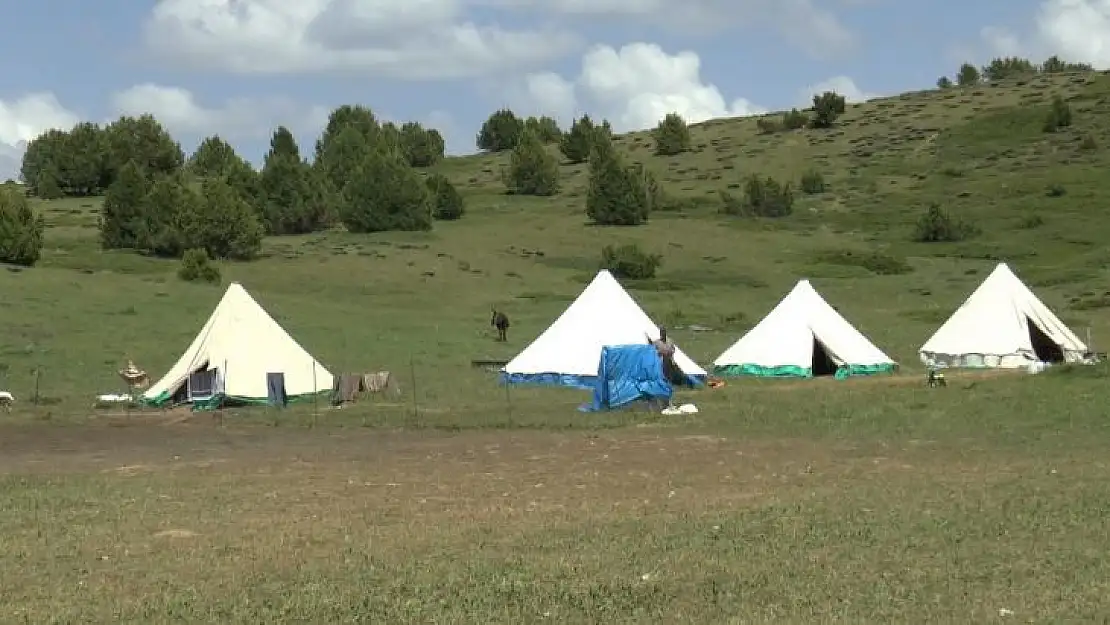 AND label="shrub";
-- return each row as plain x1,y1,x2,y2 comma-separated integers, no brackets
524,116,562,144
743,175,793,217
399,122,445,167
600,243,661,280
476,109,524,152
816,249,912,275
652,112,691,156
340,151,433,232
755,117,780,134
426,173,465,220
100,160,152,250
800,170,826,194
187,177,265,260
1079,134,1098,151
1018,214,1044,229
1043,95,1072,132
0,187,45,266
504,130,559,195
810,91,847,128
314,126,373,193
178,248,221,283
560,115,612,164
718,190,745,216
258,133,330,235
140,173,197,258
1041,55,1093,73
982,56,1037,81
586,137,651,225
956,63,980,86
561,115,598,163
781,109,808,130
912,203,978,242
35,171,64,199
936,77,953,89
1045,183,1066,197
